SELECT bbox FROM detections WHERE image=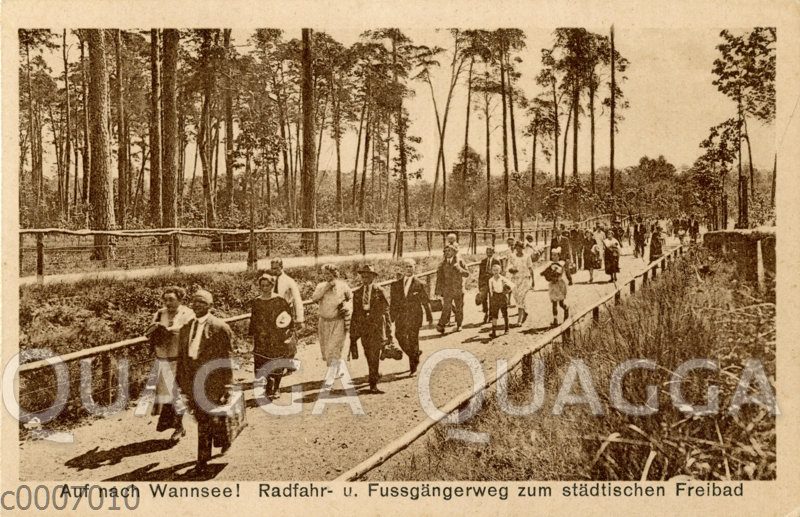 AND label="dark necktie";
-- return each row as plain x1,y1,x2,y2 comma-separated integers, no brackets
273,275,280,294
